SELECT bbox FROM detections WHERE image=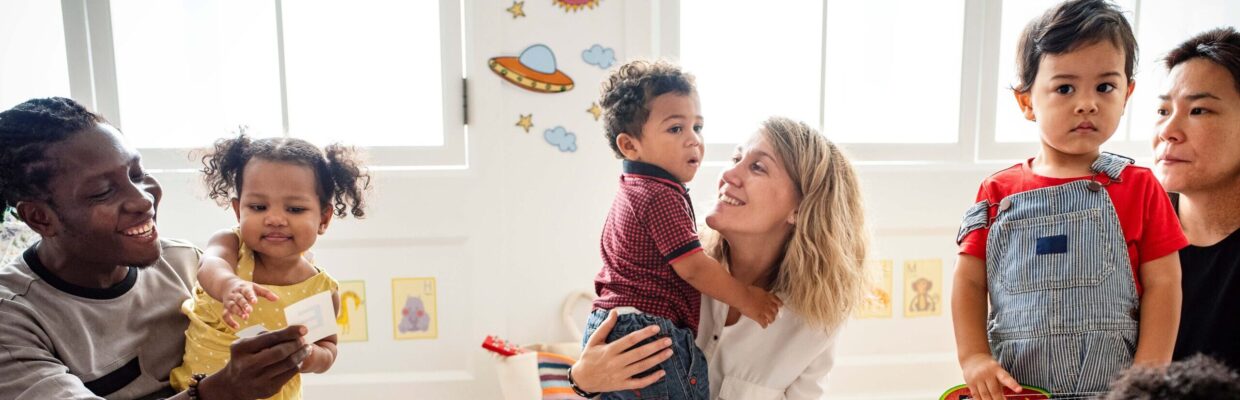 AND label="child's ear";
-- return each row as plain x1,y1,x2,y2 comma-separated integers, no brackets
230,198,241,221
318,208,333,235
616,133,642,160
15,201,59,237
1014,90,1036,122
1123,79,1137,108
